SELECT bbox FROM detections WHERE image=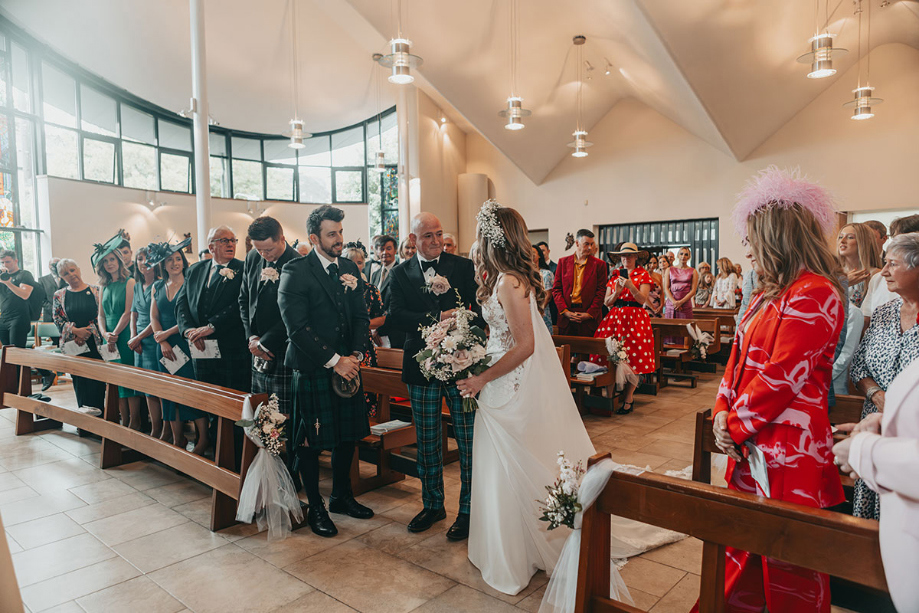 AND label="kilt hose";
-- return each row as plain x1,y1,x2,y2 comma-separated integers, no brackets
408,381,474,515
290,369,370,454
